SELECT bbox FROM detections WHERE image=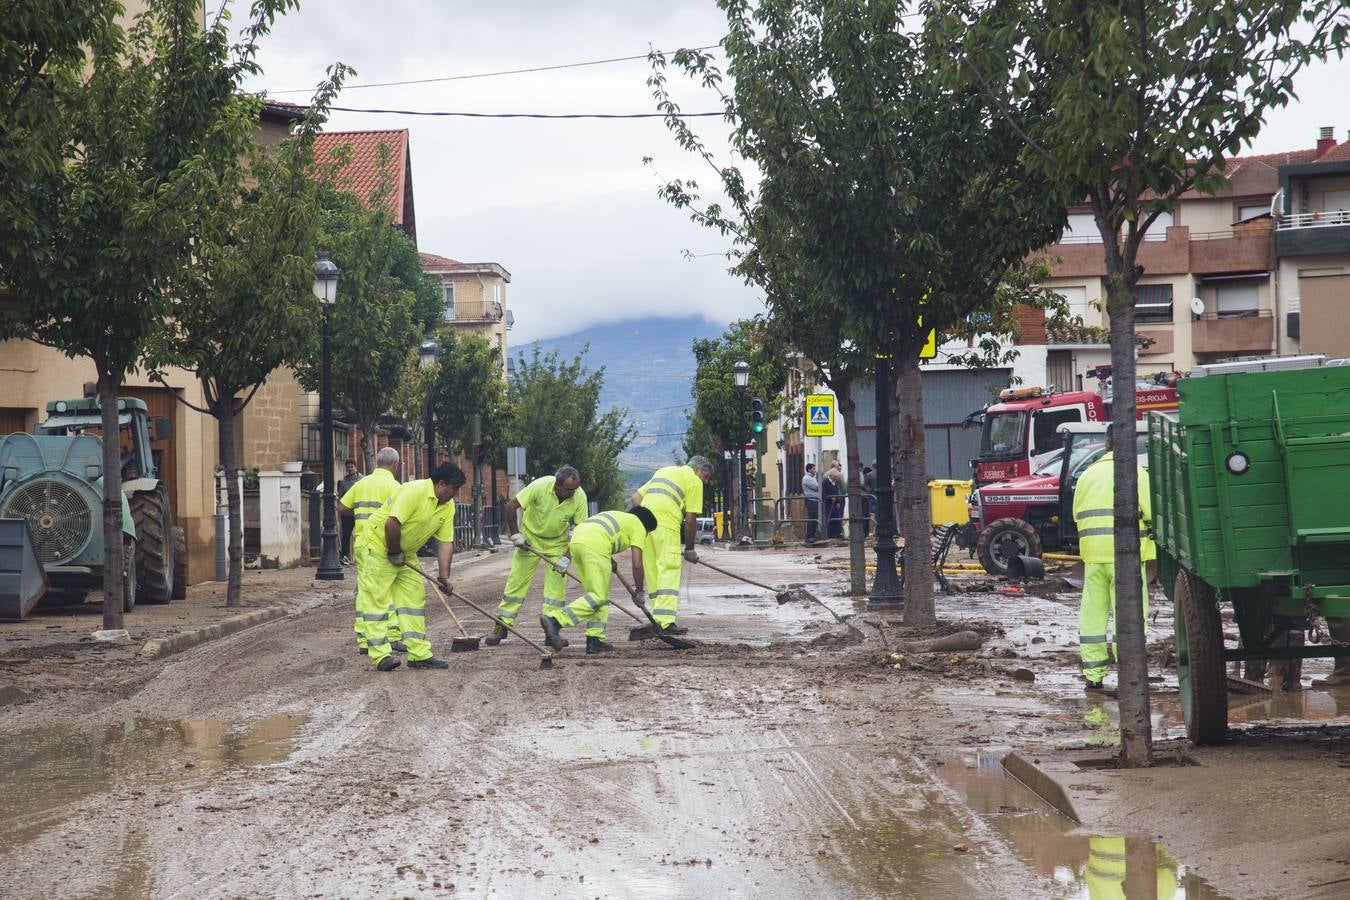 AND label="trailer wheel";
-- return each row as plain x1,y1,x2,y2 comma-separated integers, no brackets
976,518,1041,576
1175,569,1227,744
